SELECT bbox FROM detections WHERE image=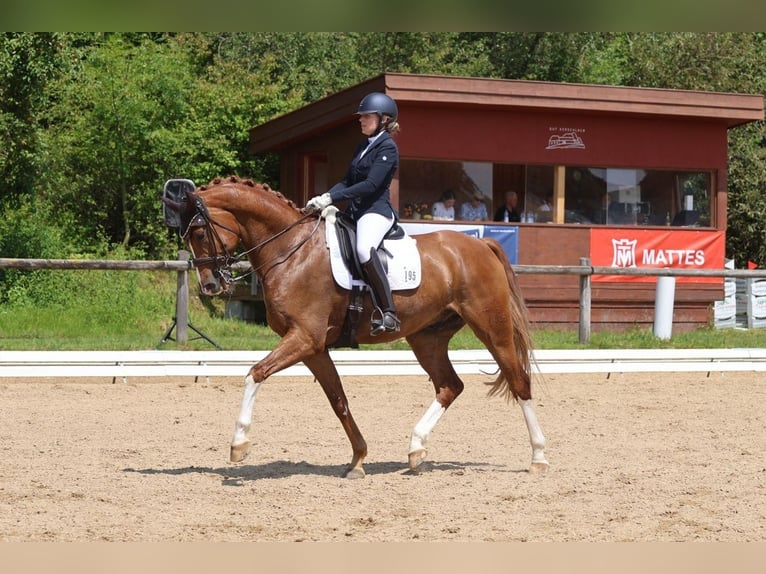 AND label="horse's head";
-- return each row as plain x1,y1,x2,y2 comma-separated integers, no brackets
163,185,242,296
